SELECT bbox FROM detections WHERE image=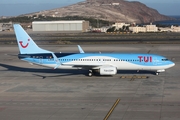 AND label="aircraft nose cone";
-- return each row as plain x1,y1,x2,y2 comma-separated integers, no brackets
170,62,175,68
